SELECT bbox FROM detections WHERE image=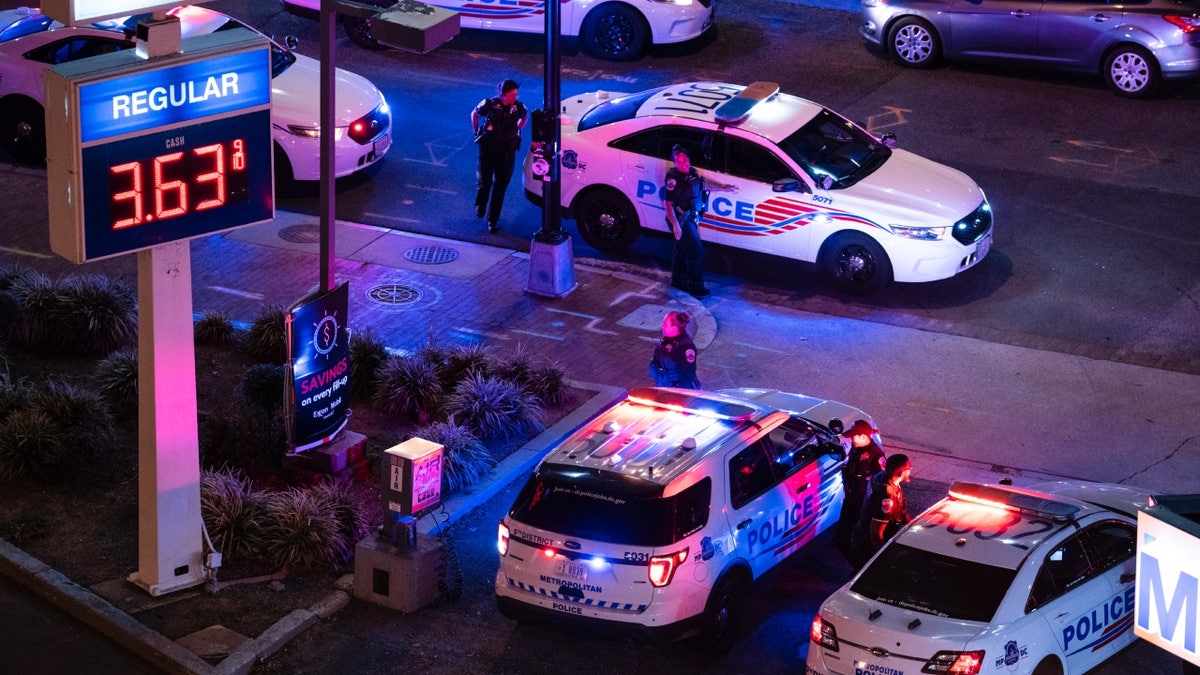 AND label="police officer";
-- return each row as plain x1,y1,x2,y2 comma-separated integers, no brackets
851,453,912,570
663,145,736,299
649,311,701,388
471,80,527,233
835,419,885,564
